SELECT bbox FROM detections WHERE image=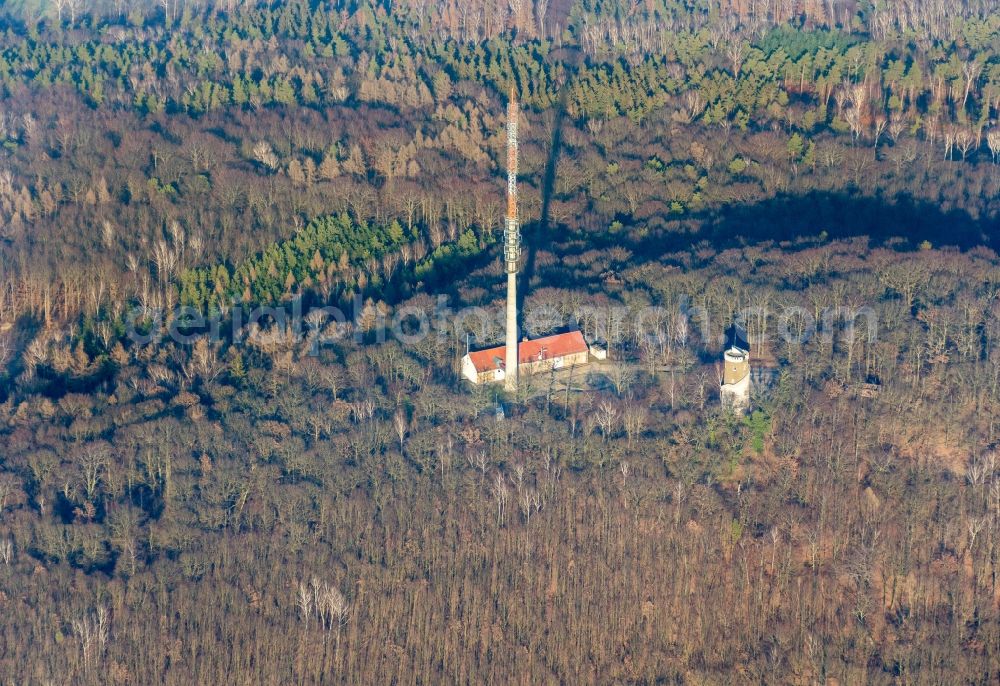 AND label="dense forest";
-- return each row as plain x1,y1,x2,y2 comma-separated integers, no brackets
0,0,999,683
